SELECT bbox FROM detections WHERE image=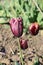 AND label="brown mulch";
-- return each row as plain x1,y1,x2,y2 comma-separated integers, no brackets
0,24,43,65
